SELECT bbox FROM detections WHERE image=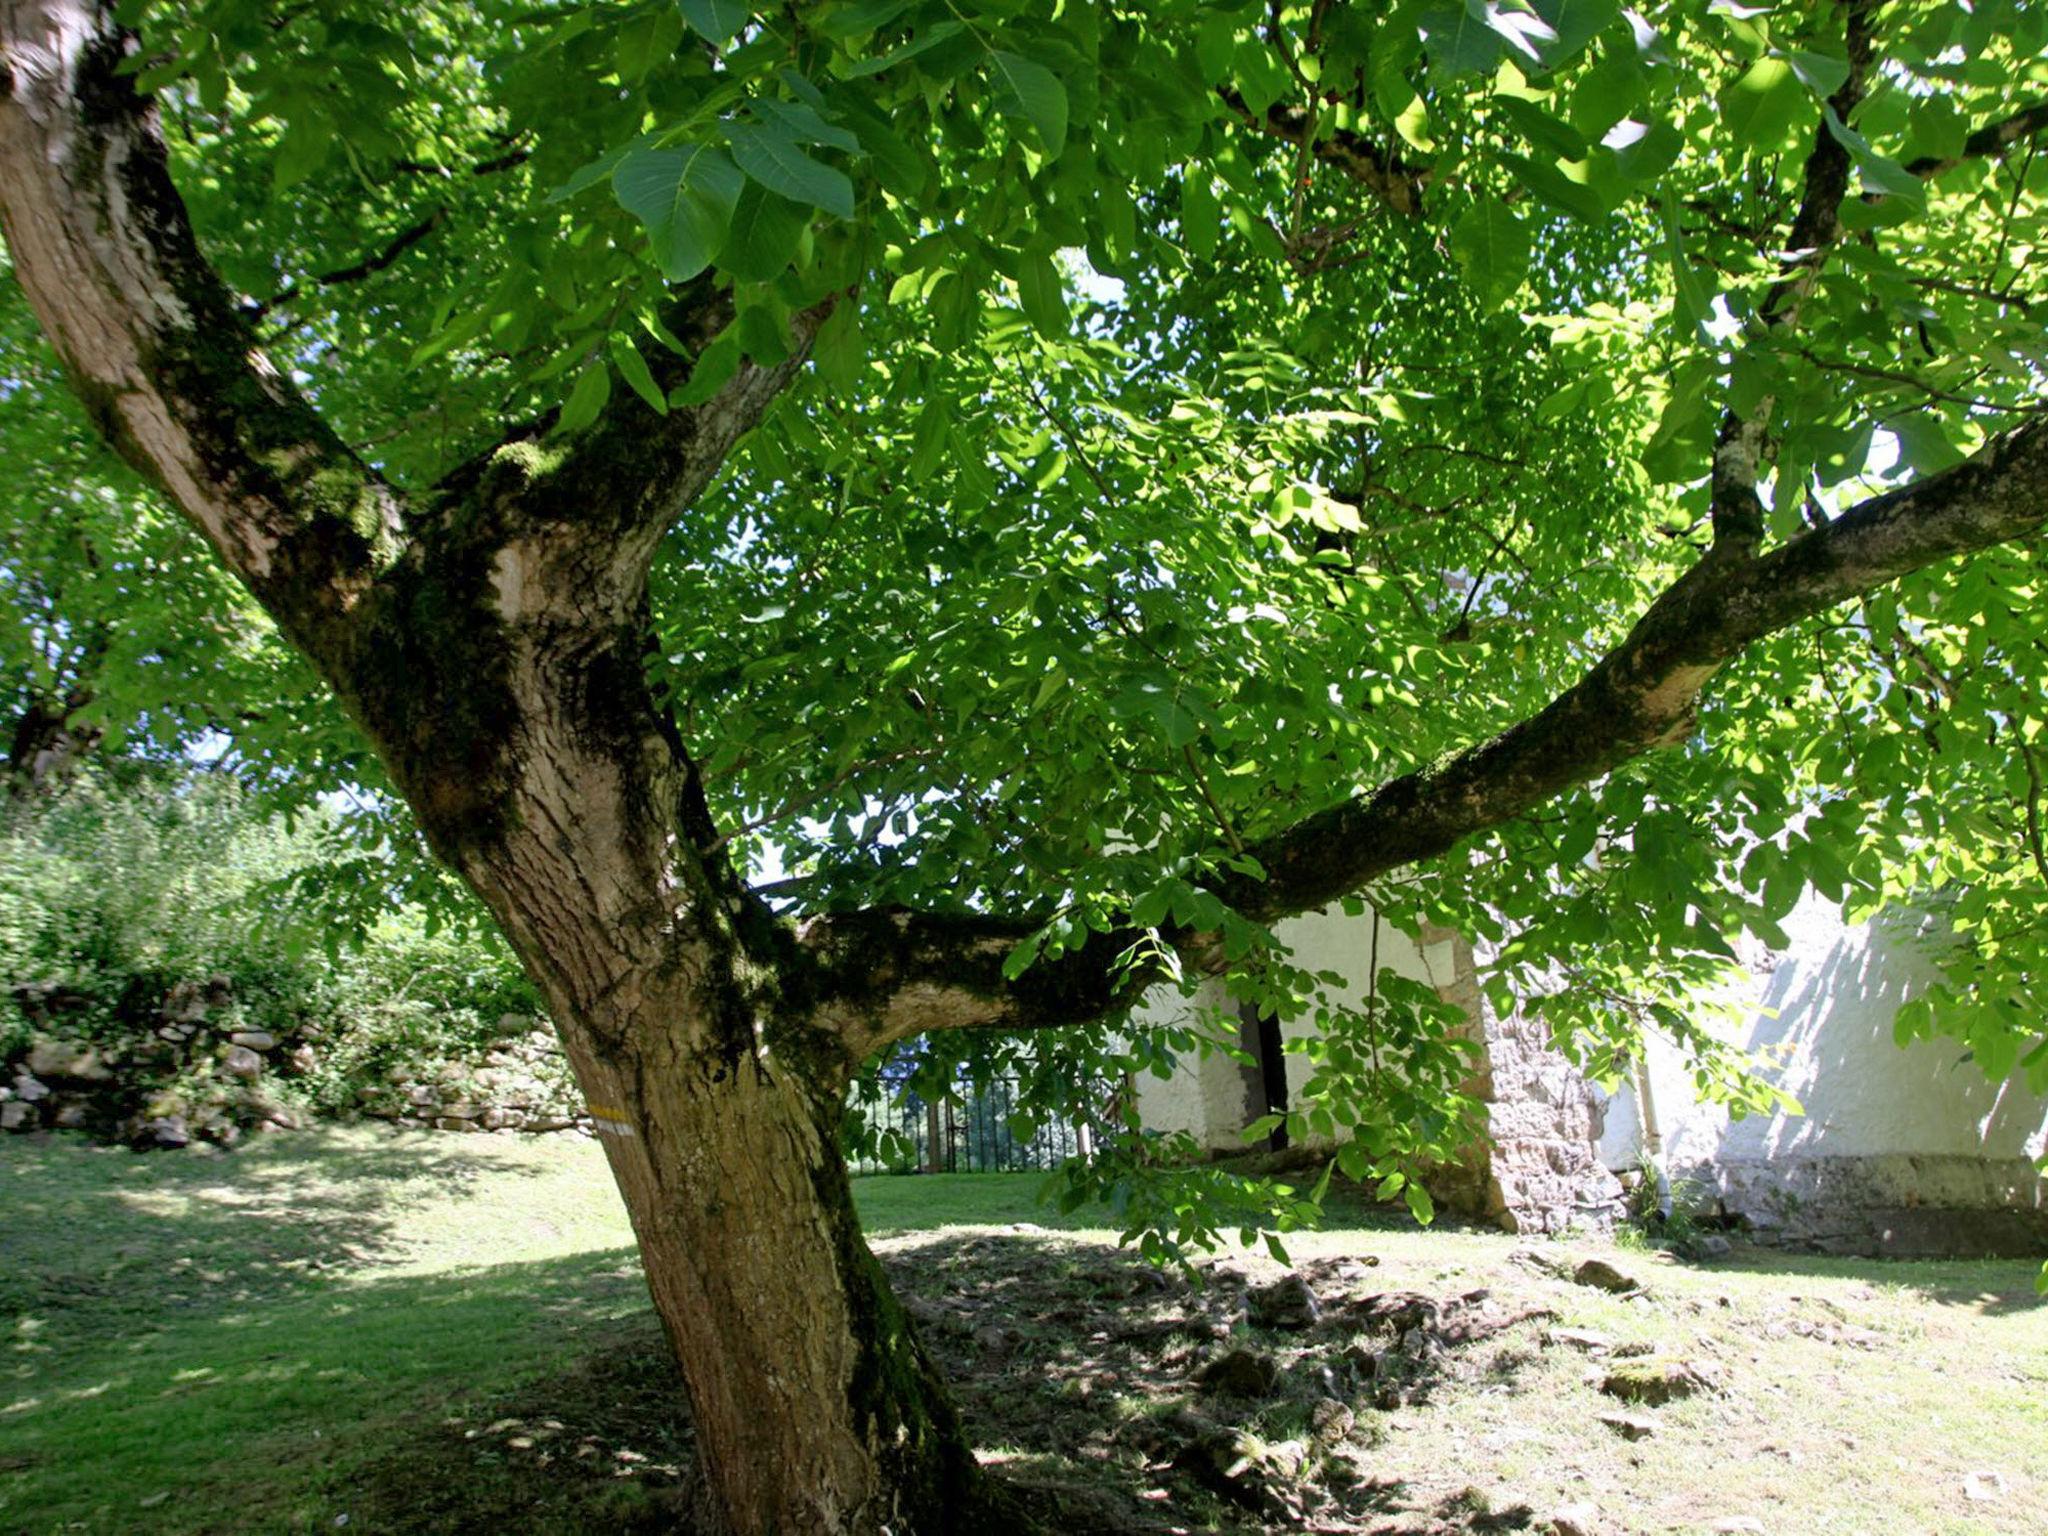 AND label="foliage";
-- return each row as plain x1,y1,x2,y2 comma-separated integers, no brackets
0,768,540,1115
4,0,2046,1253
